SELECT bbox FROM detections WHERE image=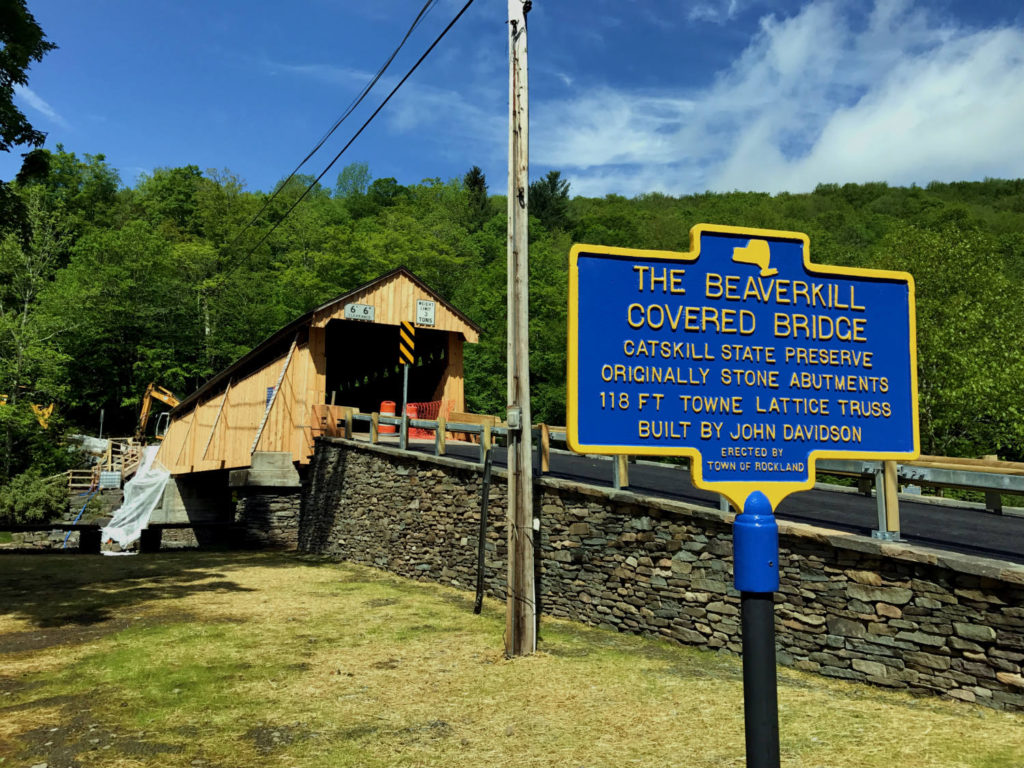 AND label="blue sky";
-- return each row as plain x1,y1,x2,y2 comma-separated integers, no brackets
3,0,1023,197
